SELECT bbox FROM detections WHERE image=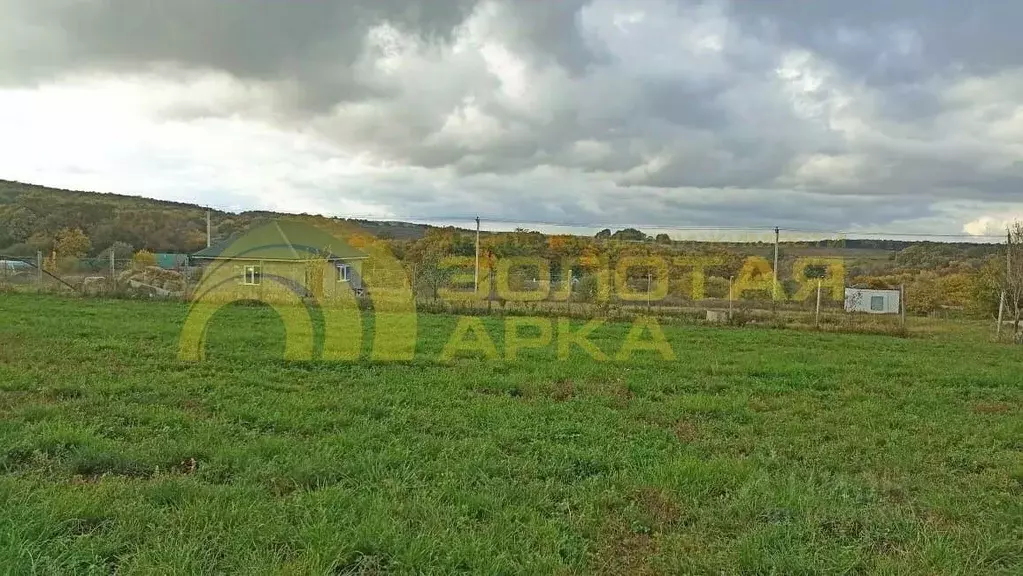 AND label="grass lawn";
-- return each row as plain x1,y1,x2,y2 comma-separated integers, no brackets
0,293,1020,574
